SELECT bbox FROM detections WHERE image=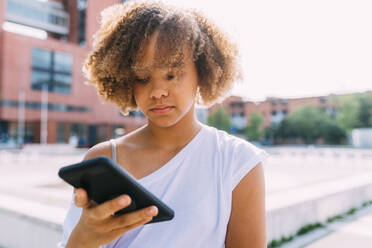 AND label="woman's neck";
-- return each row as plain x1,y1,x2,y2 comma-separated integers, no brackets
144,107,202,151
